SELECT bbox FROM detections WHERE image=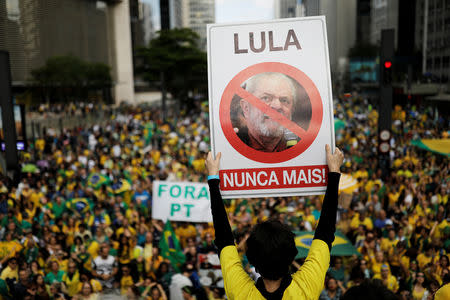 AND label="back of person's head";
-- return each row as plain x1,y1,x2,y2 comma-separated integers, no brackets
342,279,397,300
246,219,297,280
